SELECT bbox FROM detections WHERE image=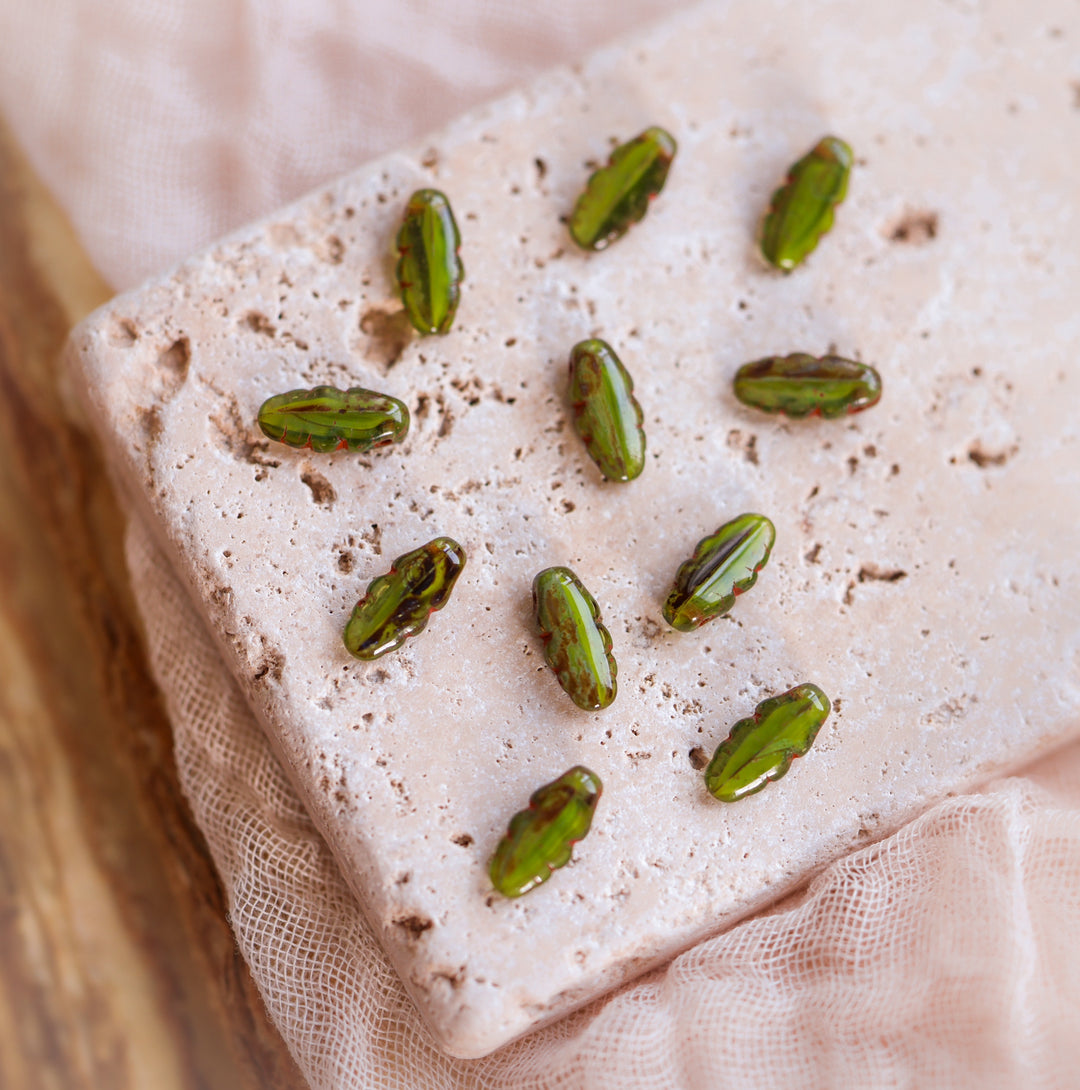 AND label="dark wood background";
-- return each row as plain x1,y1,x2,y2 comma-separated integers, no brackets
0,119,308,1089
